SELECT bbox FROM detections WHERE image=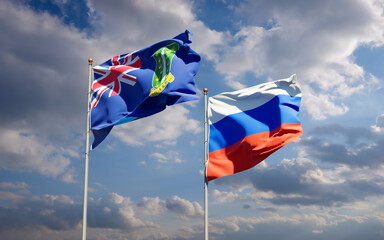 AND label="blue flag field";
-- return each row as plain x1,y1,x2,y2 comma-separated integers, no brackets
91,30,200,149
